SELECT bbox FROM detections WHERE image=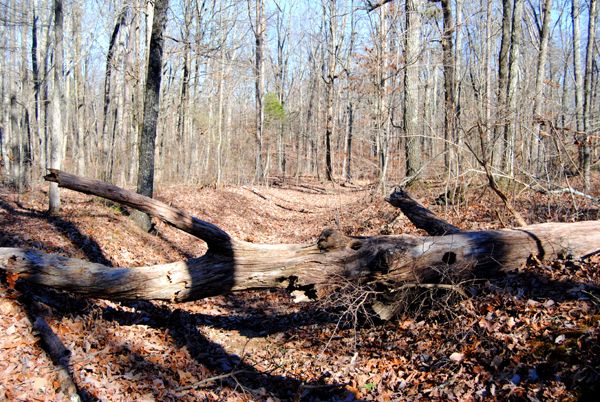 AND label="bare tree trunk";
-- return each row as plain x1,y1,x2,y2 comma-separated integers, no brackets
376,4,389,191
71,4,85,176
176,5,191,182
31,7,44,178
533,0,552,175
323,0,338,182
437,0,456,174
582,0,598,192
274,5,290,177
344,101,354,181
572,0,584,133
503,0,524,176
133,0,168,231
48,0,64,215
496,0,512,170
19,0,32,191
251,0,266,182
101,6,128,182
484,0,492,140
404,0,421,177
